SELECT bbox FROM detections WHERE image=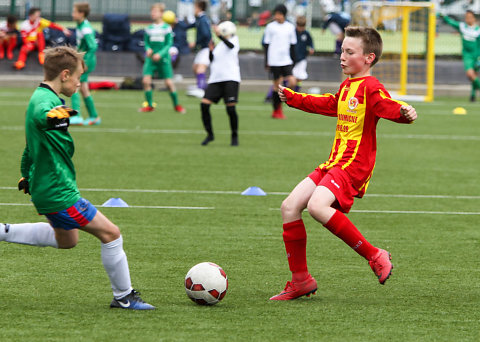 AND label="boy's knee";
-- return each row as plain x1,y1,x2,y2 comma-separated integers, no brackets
103,224,121,242
57,240,77,249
